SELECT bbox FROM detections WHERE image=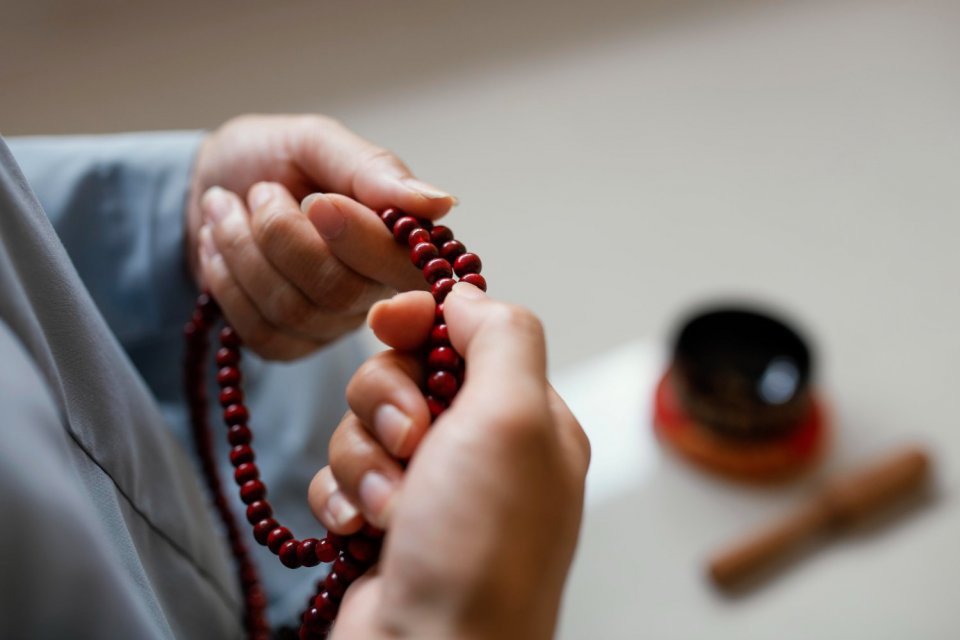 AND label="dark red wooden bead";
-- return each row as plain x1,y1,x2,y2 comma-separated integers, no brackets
216,347,240,367
323,571,347,600
190,309,209,331
240,480,266,504
246,500,272,525
229,444,255,466
227,424,252,446
431,277,456,302
347,536,381,564
428,346,461,372
312,591,339,621
326,533,347,552
197,292,219,320
440,239,466,262
435,303,445,322
429,323,449,346
417,217,434,231
234,462,259,485
426,395,447,419
253,518,278,545
460,272,487,291
279,539,302,568
392,216,420,244
302,606,326,629
410,242,439,268
407,228,431,248
427,370,459,399
219,386,244,407
430,225,454,245
297,538,321,567
216,366,241,387
315,537,337,563
224,404,249,425
453,252,482,276
267,527,294,554
380,207,401,230
219,326,242,348
422,258,453,284
333,552,364,583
